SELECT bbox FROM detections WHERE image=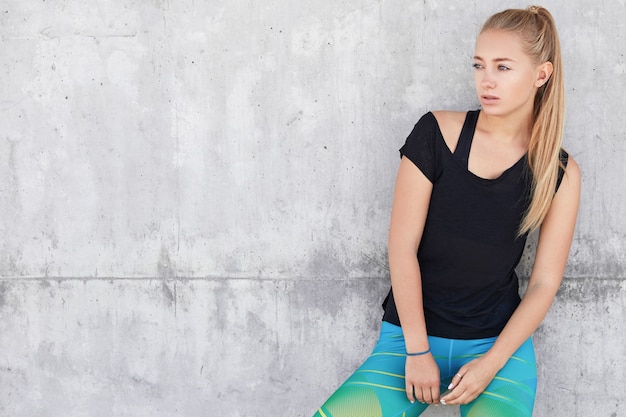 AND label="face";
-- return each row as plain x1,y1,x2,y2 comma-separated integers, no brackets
473,29,551,118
